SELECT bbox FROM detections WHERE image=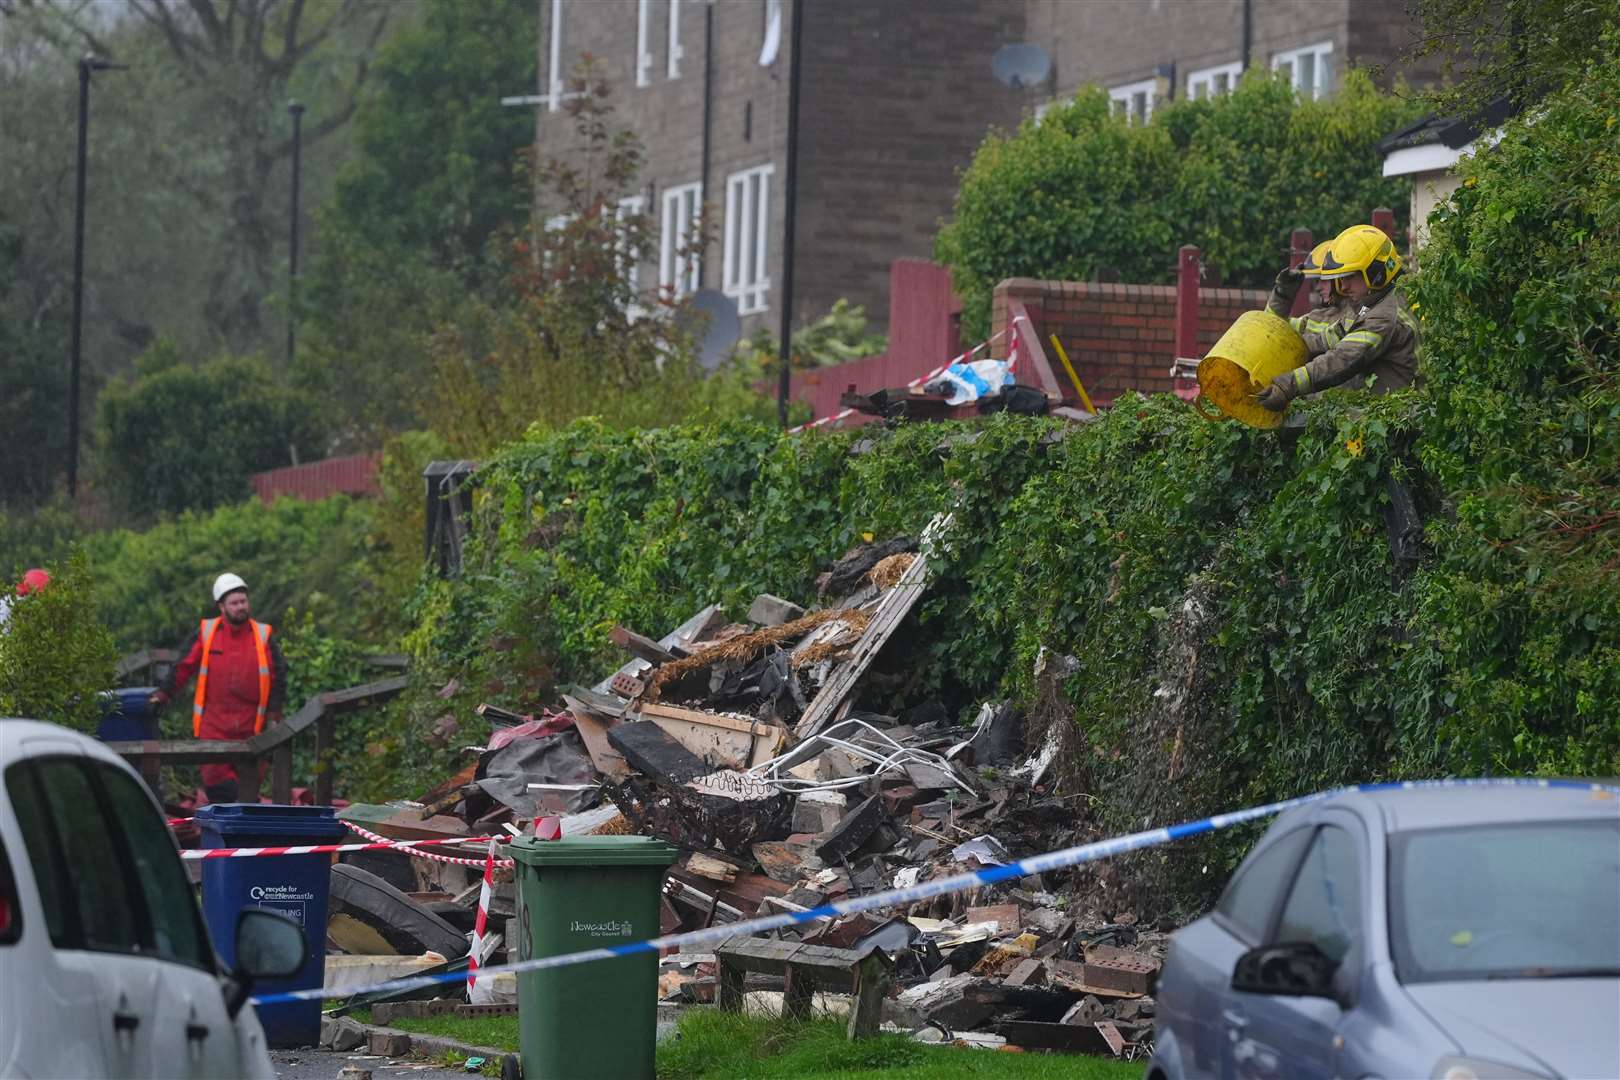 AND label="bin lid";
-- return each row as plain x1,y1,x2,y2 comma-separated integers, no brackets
196,802,349,841
508,834,678,867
